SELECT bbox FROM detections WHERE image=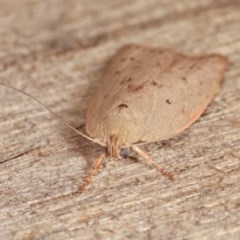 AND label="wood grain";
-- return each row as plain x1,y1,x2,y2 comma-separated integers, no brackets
0,0,240,239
